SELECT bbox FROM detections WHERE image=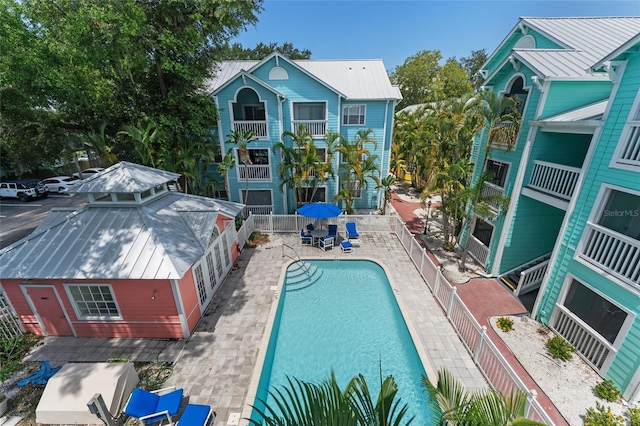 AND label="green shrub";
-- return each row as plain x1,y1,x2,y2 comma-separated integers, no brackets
627,406,640,426
496,317,514,332
584,402,624,426
546,335,576,361
0,333,43,381
595,379,622,402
